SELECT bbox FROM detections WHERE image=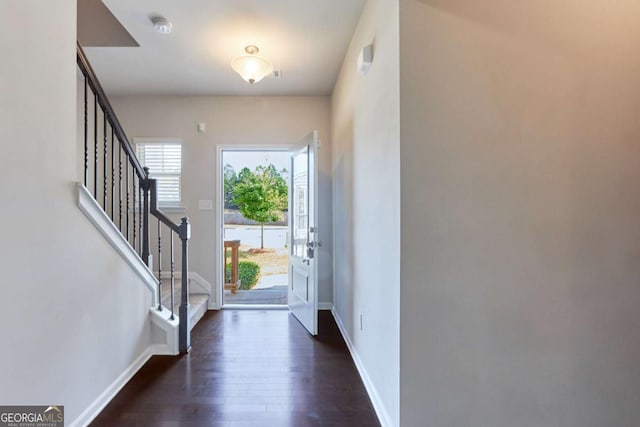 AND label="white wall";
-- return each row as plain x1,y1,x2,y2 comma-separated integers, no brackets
0,1,156,424
331,0,400,424
109,95,333,307
399,1,640,425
